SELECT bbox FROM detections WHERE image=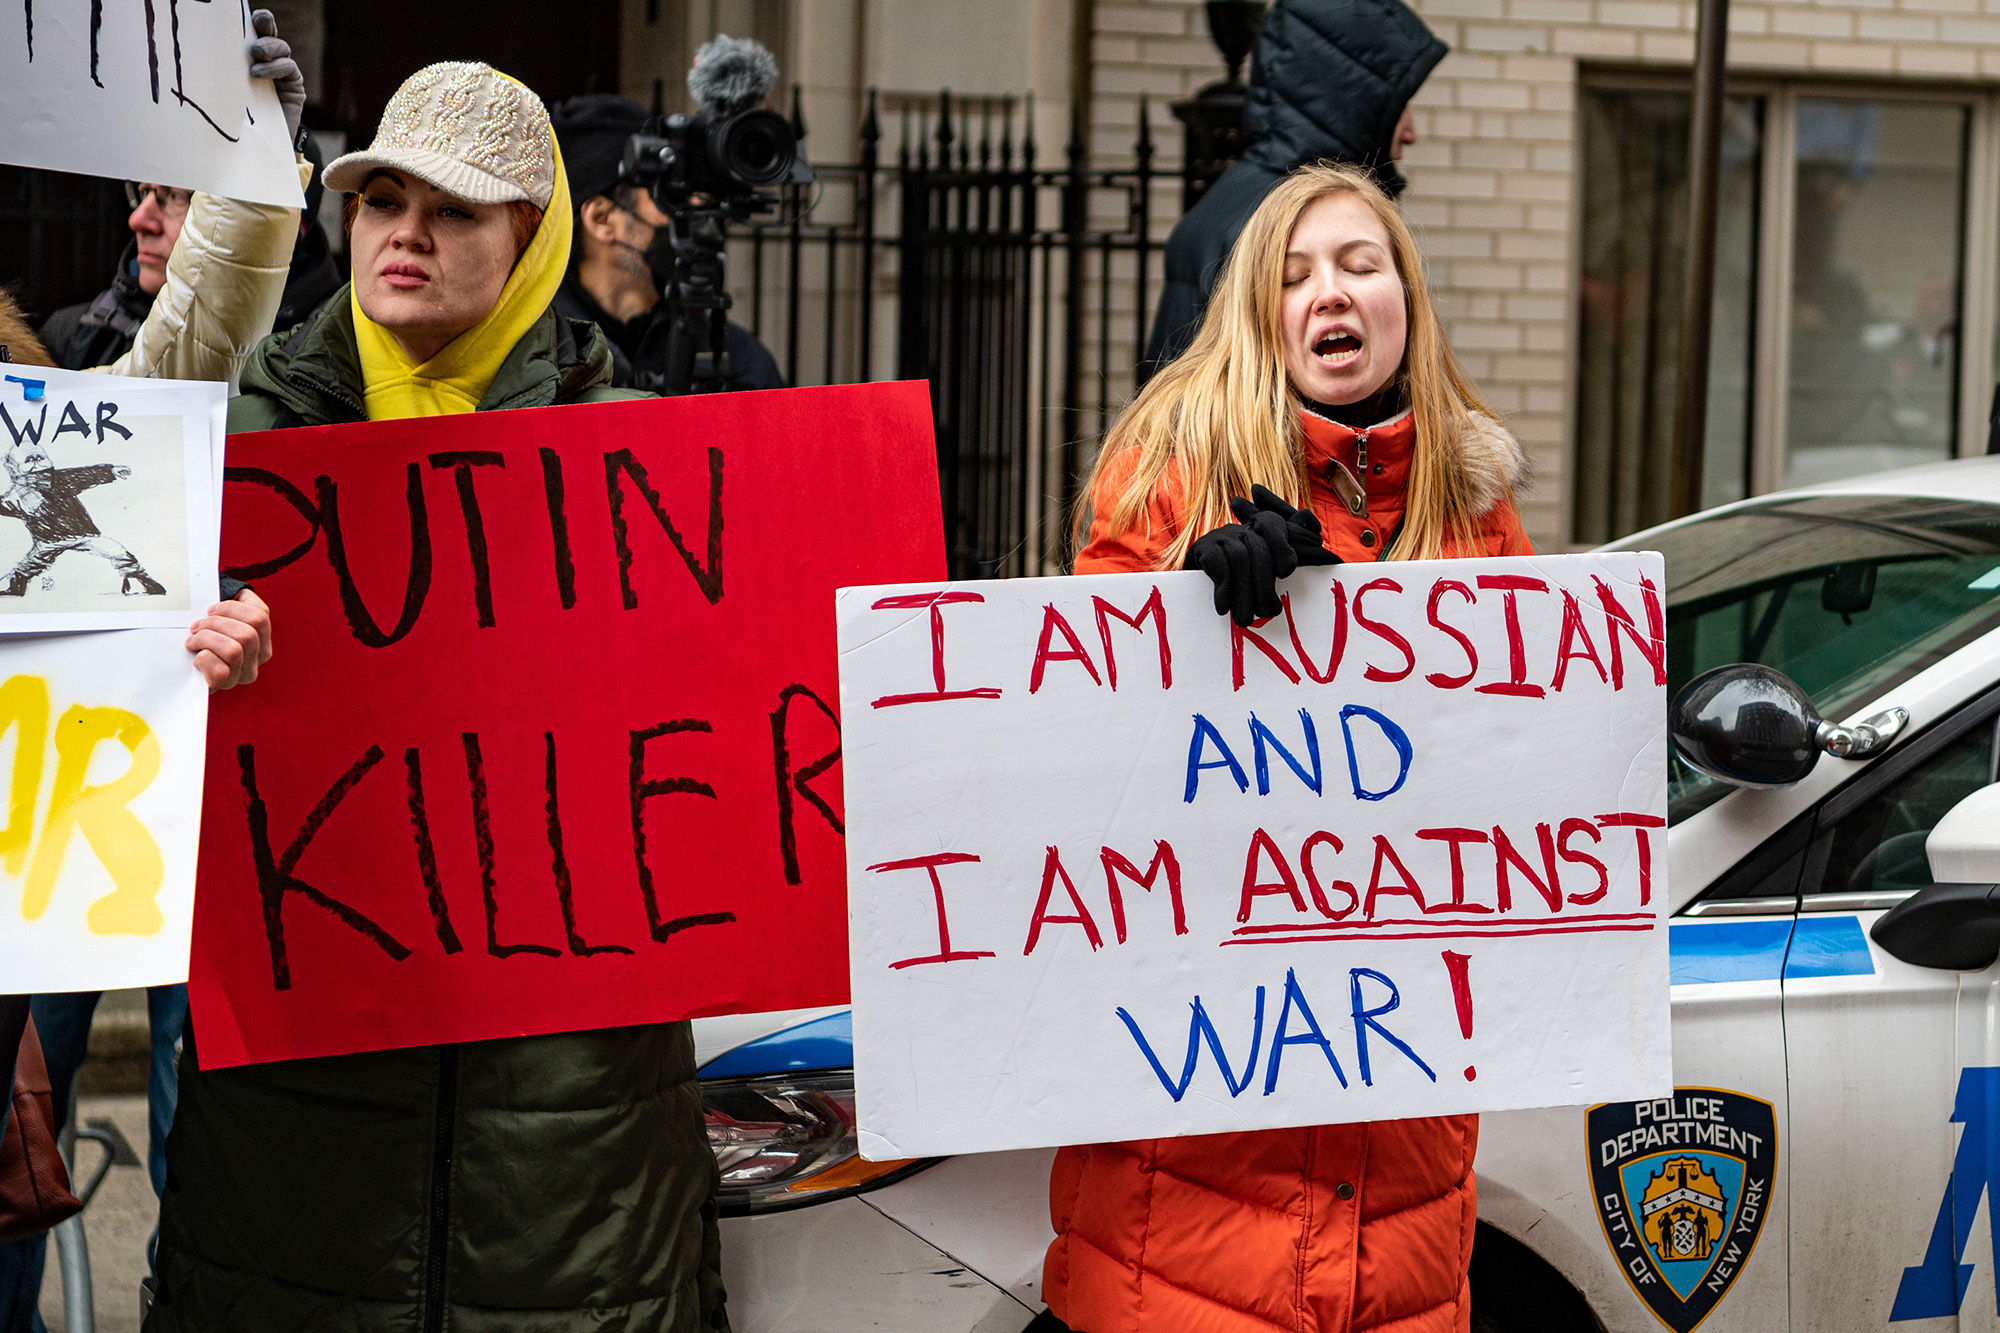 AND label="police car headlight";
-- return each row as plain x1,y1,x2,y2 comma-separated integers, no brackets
702,1070,932,1214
